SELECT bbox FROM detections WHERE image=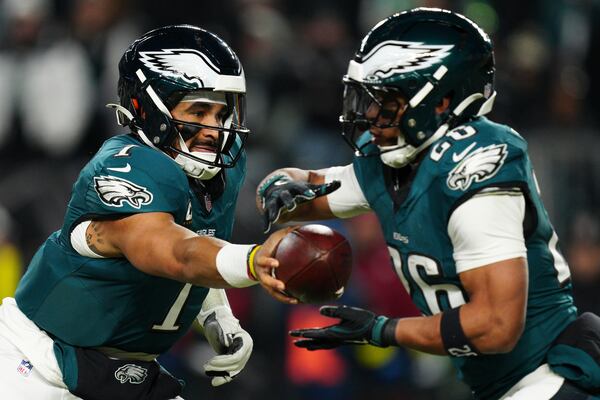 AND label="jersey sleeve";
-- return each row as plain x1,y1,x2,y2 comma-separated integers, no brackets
324,164,371,218
437,124,532,271
448,192,527,273
83,146,189,218
444,143,528,195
